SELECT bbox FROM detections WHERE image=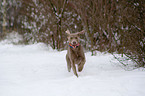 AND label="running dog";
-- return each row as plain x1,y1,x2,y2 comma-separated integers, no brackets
66,30,86,77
